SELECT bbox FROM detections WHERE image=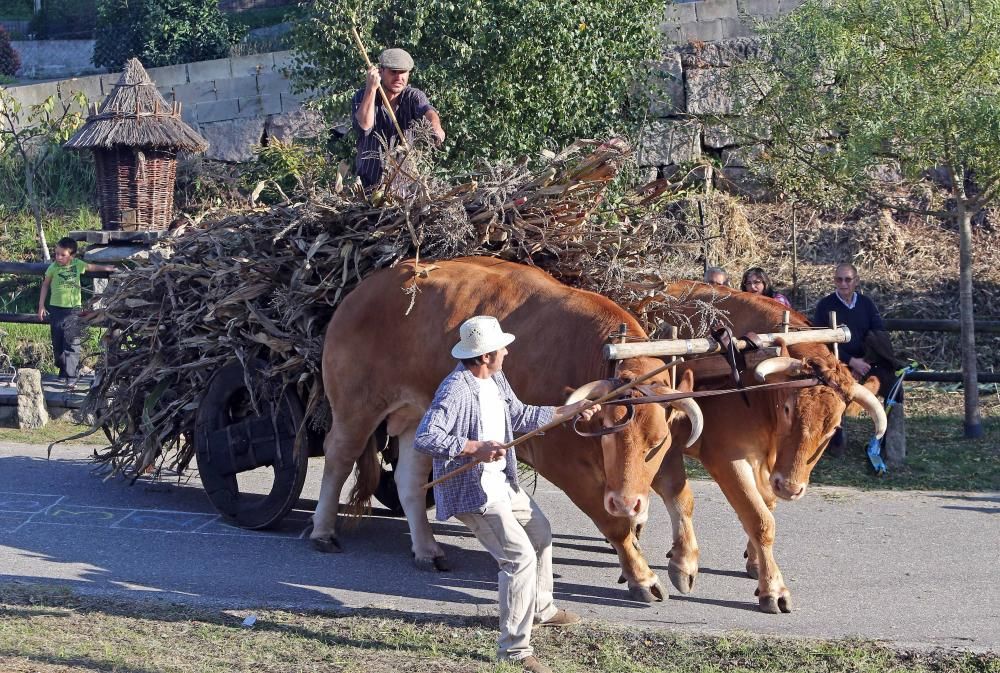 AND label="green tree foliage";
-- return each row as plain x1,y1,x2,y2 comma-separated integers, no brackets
290,0,668,173
0,89,92,260
241,140,338,204
736,0,1000,436
0,26,19,77
92,0,240,70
